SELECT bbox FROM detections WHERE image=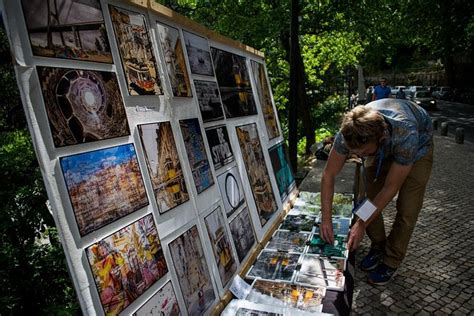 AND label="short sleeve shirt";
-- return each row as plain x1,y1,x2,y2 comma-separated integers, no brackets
373,85,391,100
333,99,433,165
